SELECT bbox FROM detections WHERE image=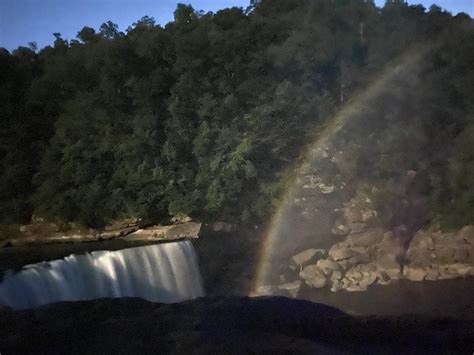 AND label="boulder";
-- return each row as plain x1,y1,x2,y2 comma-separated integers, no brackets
342,277,368,292
347,227,385,247
447,263,473,277
348,223,366,233
358,273,377,288
406,230,435,264
374,254,402,280
425,268,440,281
438,267,458,280
458,225,474,243
337,259,352,271
436,246,456,264
328,244,361,261
299,265,327,288
290,248,325,270
453,247,470,263
344,209,363,224
278,281,302,298
317,183,336,194
403,266,427,281
361,210,377,223
377,271,391,285
330,281,342,292
317,259,341,274
256,285,279,296
332,224,351,236
345,269,363,283
373,234,405,260
347,253,371,266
